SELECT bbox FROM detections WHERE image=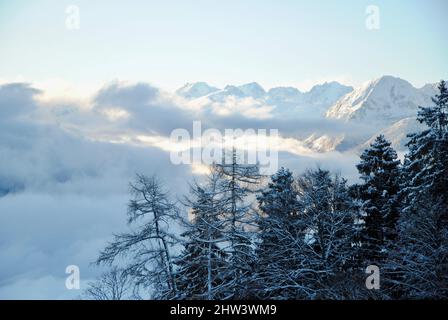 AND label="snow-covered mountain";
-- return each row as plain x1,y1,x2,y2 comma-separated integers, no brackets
206,84,261,101
302,81,353,109
326,76,437,125
176,82,219,99
419,82,439,101
237,82,266,99
267,82,353,113
304,134,345,152
176,77,440,153
356,117,426,153
266,86,303,104
176,81,353,118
